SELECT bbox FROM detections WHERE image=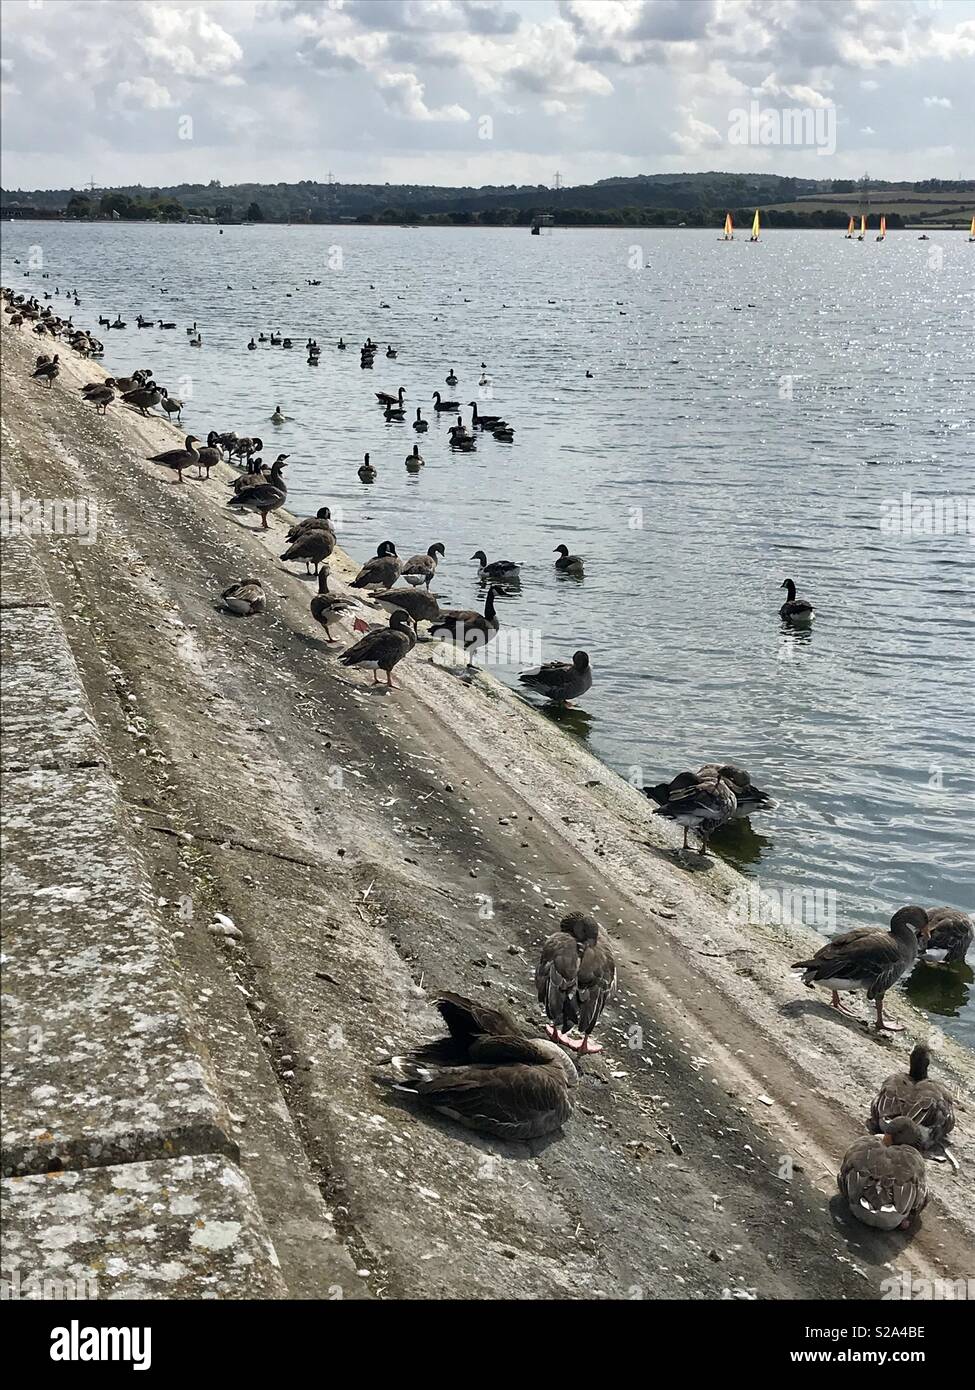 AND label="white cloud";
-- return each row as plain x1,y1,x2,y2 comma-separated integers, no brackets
113,76,175,111
377,71,470,121
923,95,952,109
